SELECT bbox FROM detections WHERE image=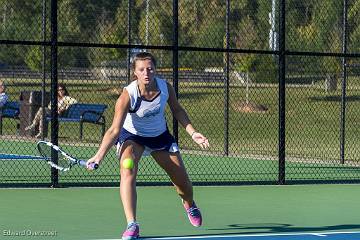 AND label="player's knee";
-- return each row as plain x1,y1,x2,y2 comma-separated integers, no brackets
122,149,135,160
120,168,137,181
120,167,137,179
174,178,192,191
